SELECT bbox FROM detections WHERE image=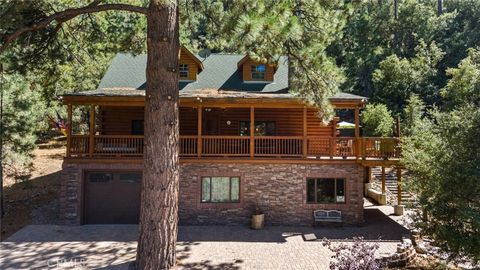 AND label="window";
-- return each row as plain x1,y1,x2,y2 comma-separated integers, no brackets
131,120,144,135
179,64,189,79
201,177,240,203
119,172,142,183
251,64,266,80
88,173,113,183
239,121,276,136
306,178,345,203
